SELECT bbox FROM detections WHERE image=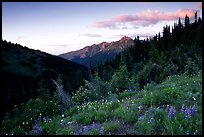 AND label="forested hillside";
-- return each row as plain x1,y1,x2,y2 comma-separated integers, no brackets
1,41,89,123
2,14,202,135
